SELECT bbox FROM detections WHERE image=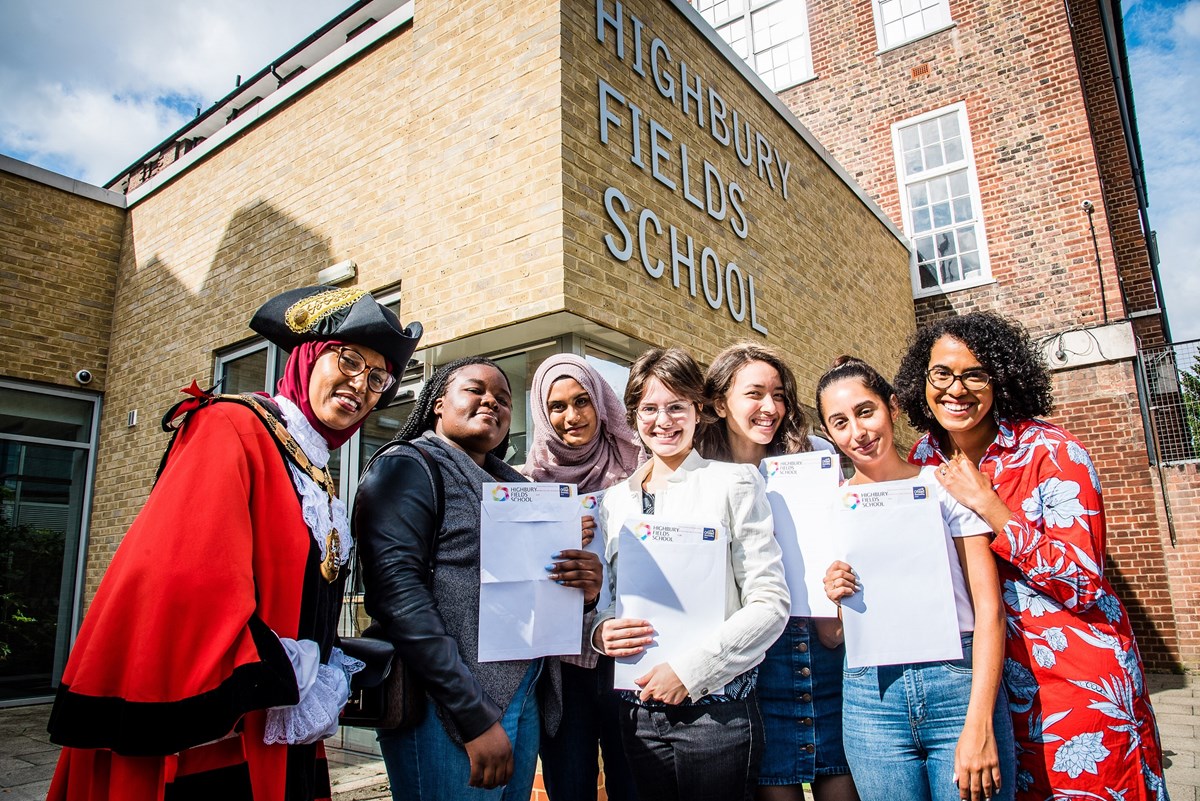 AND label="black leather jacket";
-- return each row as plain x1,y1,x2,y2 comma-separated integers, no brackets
352,447,503,742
